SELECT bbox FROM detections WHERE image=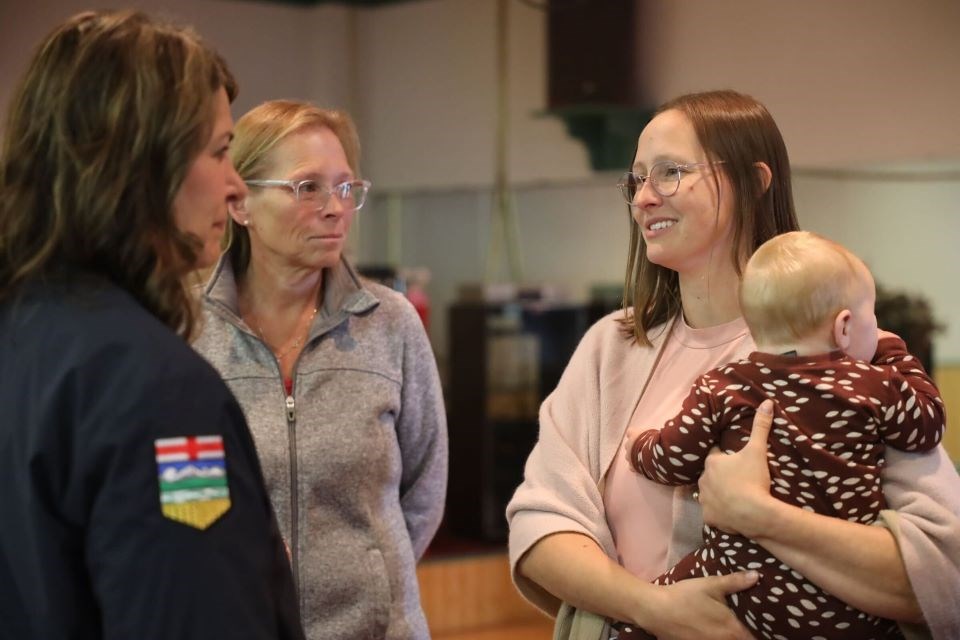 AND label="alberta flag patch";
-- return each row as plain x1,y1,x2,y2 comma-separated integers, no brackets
155,435,231,530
